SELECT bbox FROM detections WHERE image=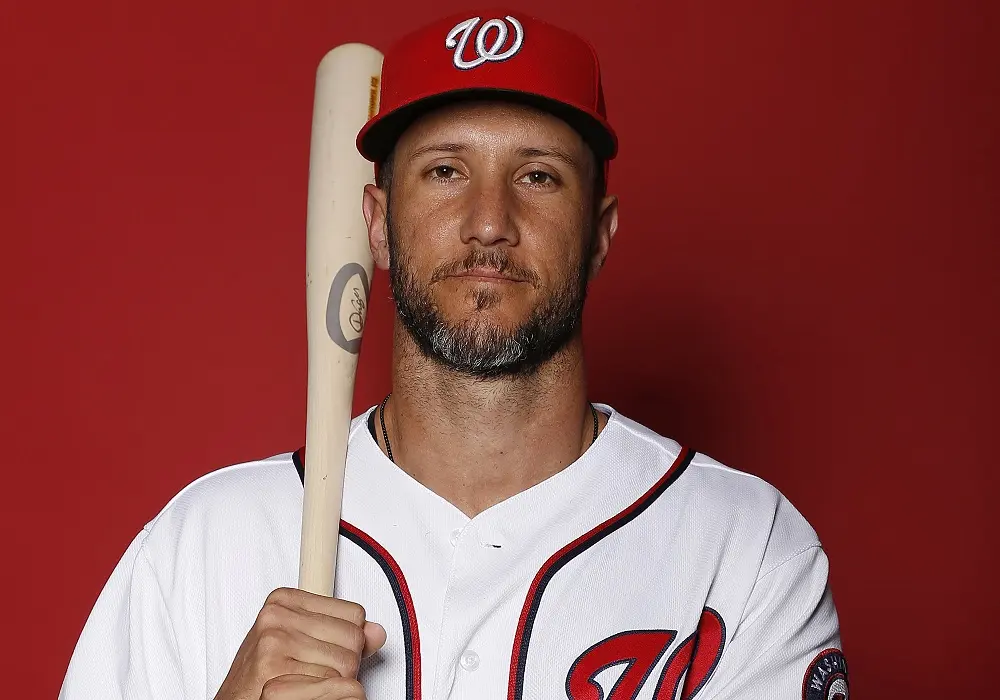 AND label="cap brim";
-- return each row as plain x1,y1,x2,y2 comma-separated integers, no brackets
357,88,618,164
